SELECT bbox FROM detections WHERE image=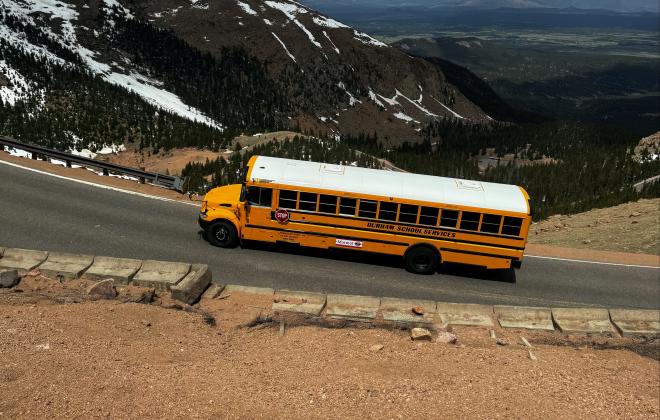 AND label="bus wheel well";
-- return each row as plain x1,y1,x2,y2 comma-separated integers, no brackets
404,244,440,274
405,243,441,261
